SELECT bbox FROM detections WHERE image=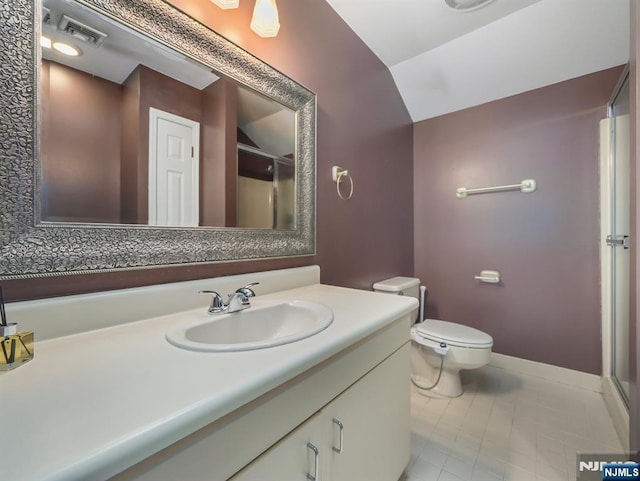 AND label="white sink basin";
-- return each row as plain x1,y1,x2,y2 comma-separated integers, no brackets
166,300,334,352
